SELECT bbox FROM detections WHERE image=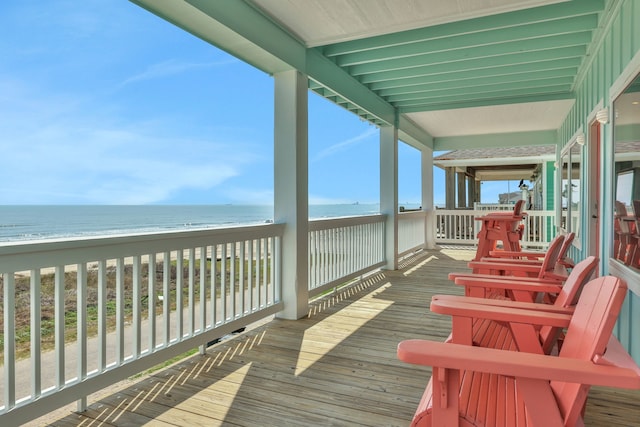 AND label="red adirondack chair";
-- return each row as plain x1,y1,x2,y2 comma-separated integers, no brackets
398,276,640,427
434,256,598,355
486,232,575,268
614,201,635,263
449,255,597,304
466,232,567,279
449,235,568,299
474,200,526,261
